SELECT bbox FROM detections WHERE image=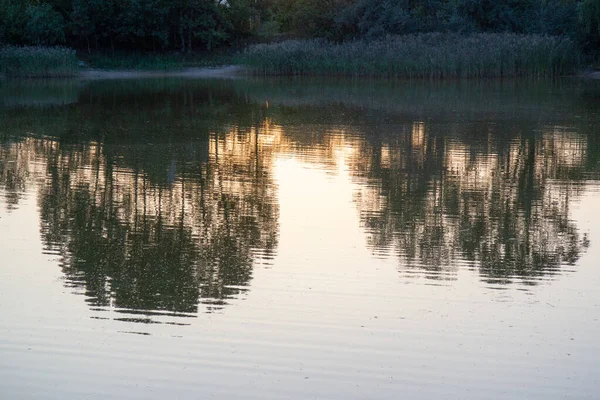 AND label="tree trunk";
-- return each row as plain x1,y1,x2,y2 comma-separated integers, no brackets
179,11,185,52
179,27,185,52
